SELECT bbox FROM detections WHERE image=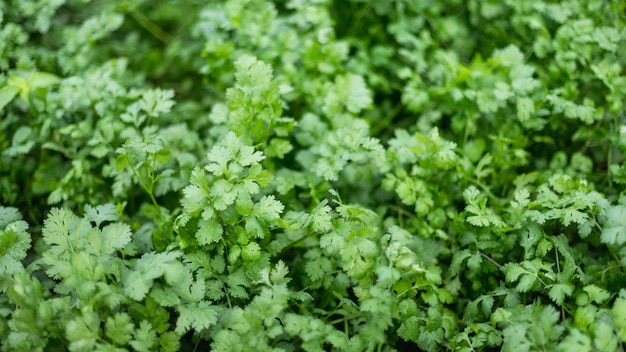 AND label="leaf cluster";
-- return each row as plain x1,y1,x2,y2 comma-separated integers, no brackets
2,0,626,351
